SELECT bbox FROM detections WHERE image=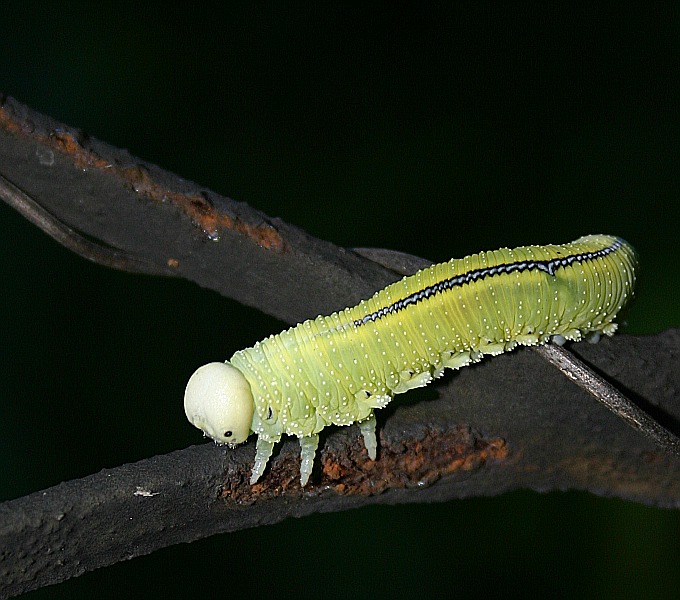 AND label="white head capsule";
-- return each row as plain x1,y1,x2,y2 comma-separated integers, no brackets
184,362,254,446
